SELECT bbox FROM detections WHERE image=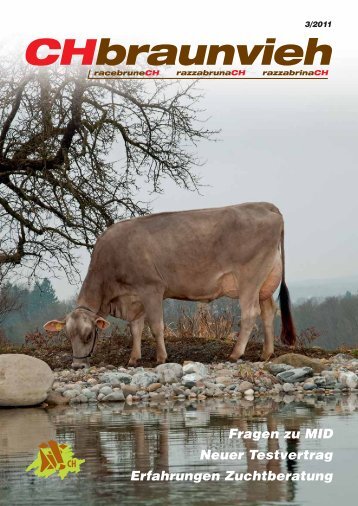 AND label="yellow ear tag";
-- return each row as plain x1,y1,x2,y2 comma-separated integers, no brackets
55,323,63,331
